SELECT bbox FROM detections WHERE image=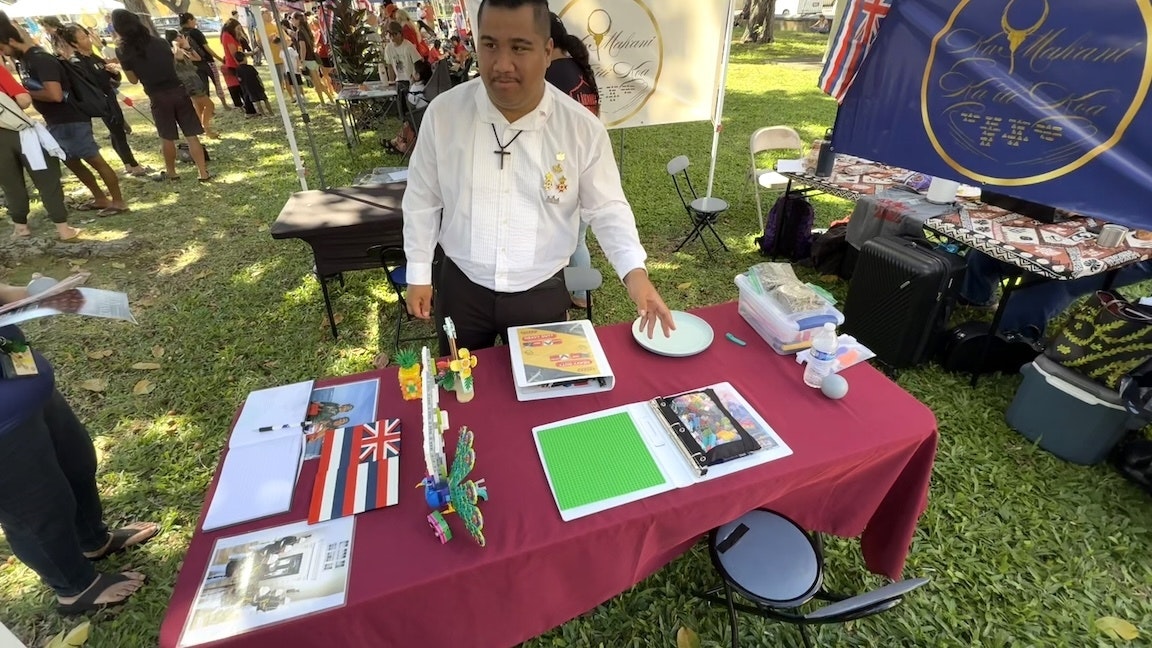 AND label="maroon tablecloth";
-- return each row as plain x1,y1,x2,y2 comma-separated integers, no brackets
160,302,938,648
